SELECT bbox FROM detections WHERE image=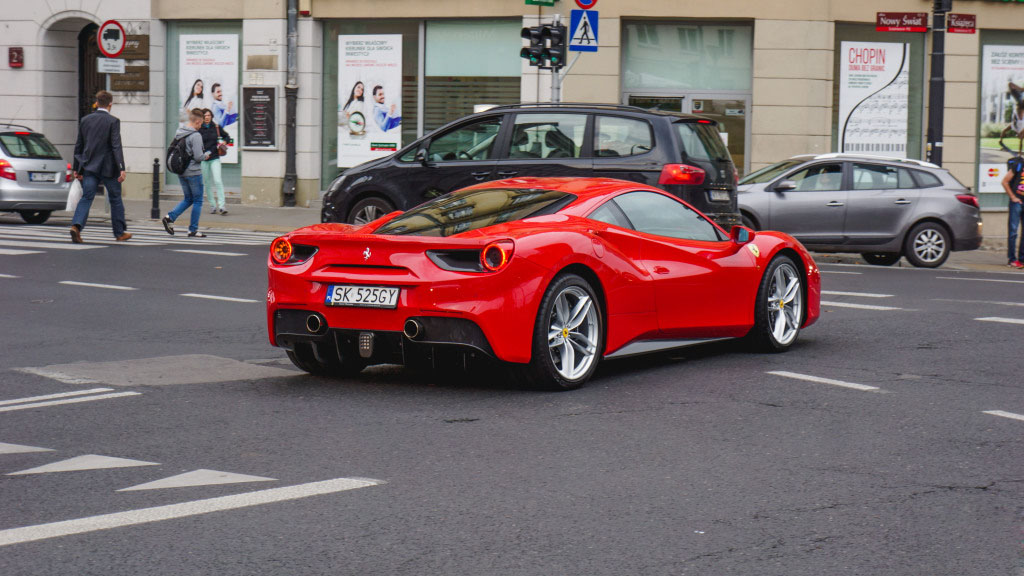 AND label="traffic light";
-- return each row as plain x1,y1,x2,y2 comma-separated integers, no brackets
521,26,545,67
542,25,567,70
